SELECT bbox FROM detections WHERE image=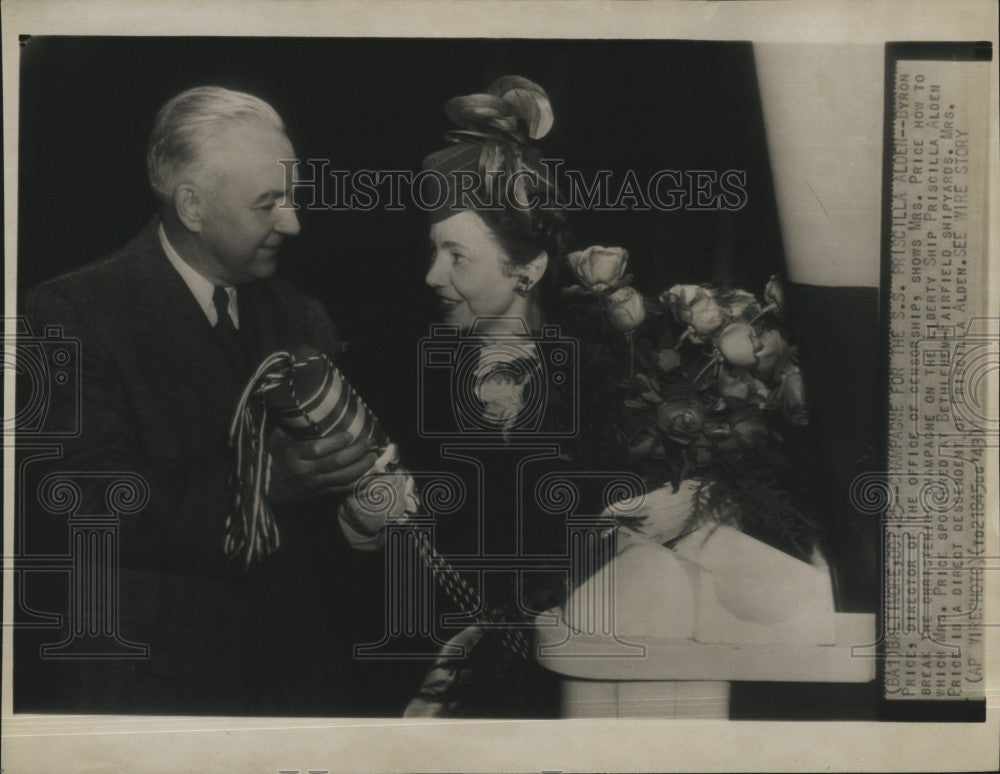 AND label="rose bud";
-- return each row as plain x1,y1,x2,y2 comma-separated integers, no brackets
718,366,771,406
689,295,725,338
656,397,705,445
663,285,726,341
656,348,682,373
660,284,694,321
716,322,757,368
782,372,809,426
731,415,769,446
718,367,750,401
566,245,628,292
772,364,809,426
753,328,789,381
763,274,785,315
721,288,760,320
606,286,647,332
